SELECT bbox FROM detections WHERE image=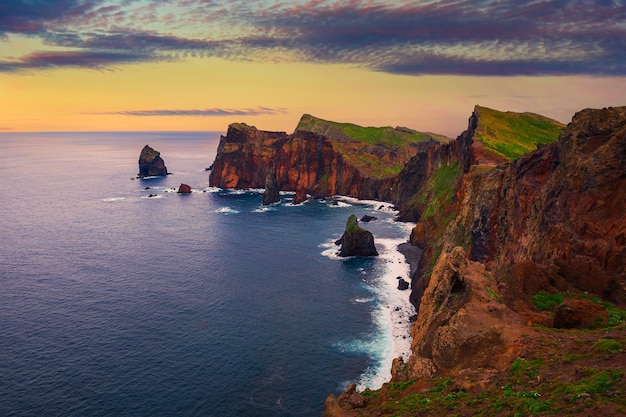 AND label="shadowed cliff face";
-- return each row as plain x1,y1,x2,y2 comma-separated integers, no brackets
406,106,626,380
444,107,626,304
